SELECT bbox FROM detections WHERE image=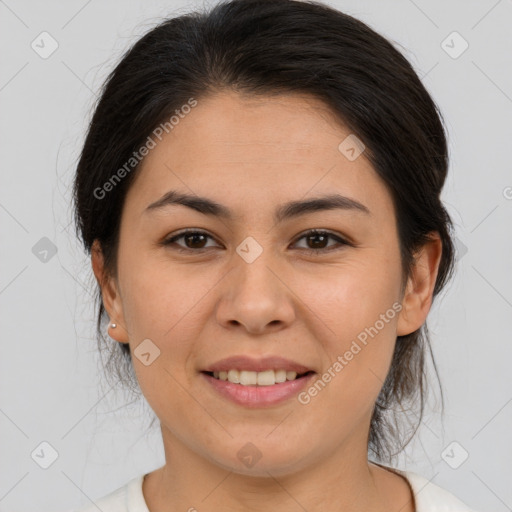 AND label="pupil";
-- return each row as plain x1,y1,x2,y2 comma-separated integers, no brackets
187,233,206,248
309,233,327,248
